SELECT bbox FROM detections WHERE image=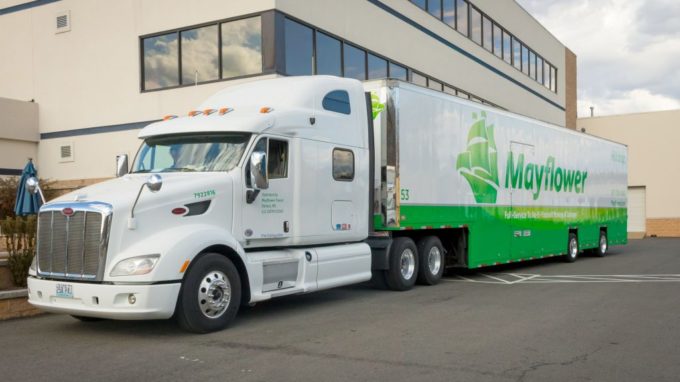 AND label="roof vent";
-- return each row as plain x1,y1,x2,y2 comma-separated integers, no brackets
55,11,71,34
59,143,74,162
